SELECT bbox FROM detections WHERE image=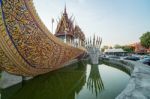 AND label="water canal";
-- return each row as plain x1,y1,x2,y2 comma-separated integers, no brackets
0,60,130,99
